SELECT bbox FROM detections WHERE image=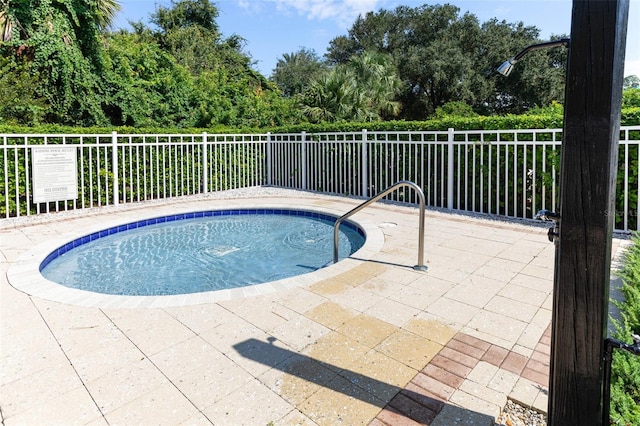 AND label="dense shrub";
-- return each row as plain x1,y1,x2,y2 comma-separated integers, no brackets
610,235,640,425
